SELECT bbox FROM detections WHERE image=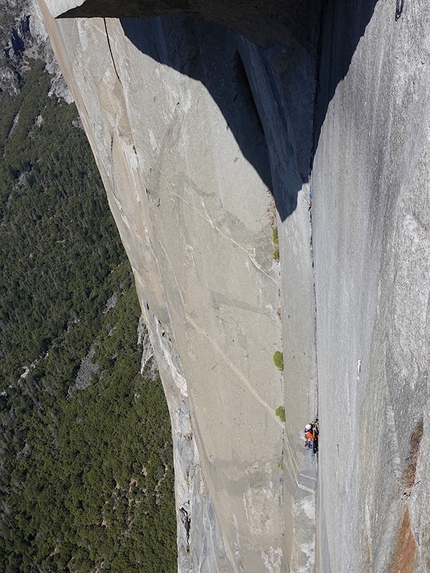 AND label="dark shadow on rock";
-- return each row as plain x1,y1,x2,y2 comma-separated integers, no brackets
59,0,318,50
312,0,379,163
121,14,315,221
118,1,380,220
121,15,275,207
61,1,380,220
